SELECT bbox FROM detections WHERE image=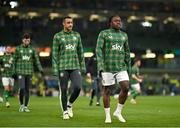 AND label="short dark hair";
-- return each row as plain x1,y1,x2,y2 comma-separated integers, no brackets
108,15,120,25
63,16,72,22
22,33,31,39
